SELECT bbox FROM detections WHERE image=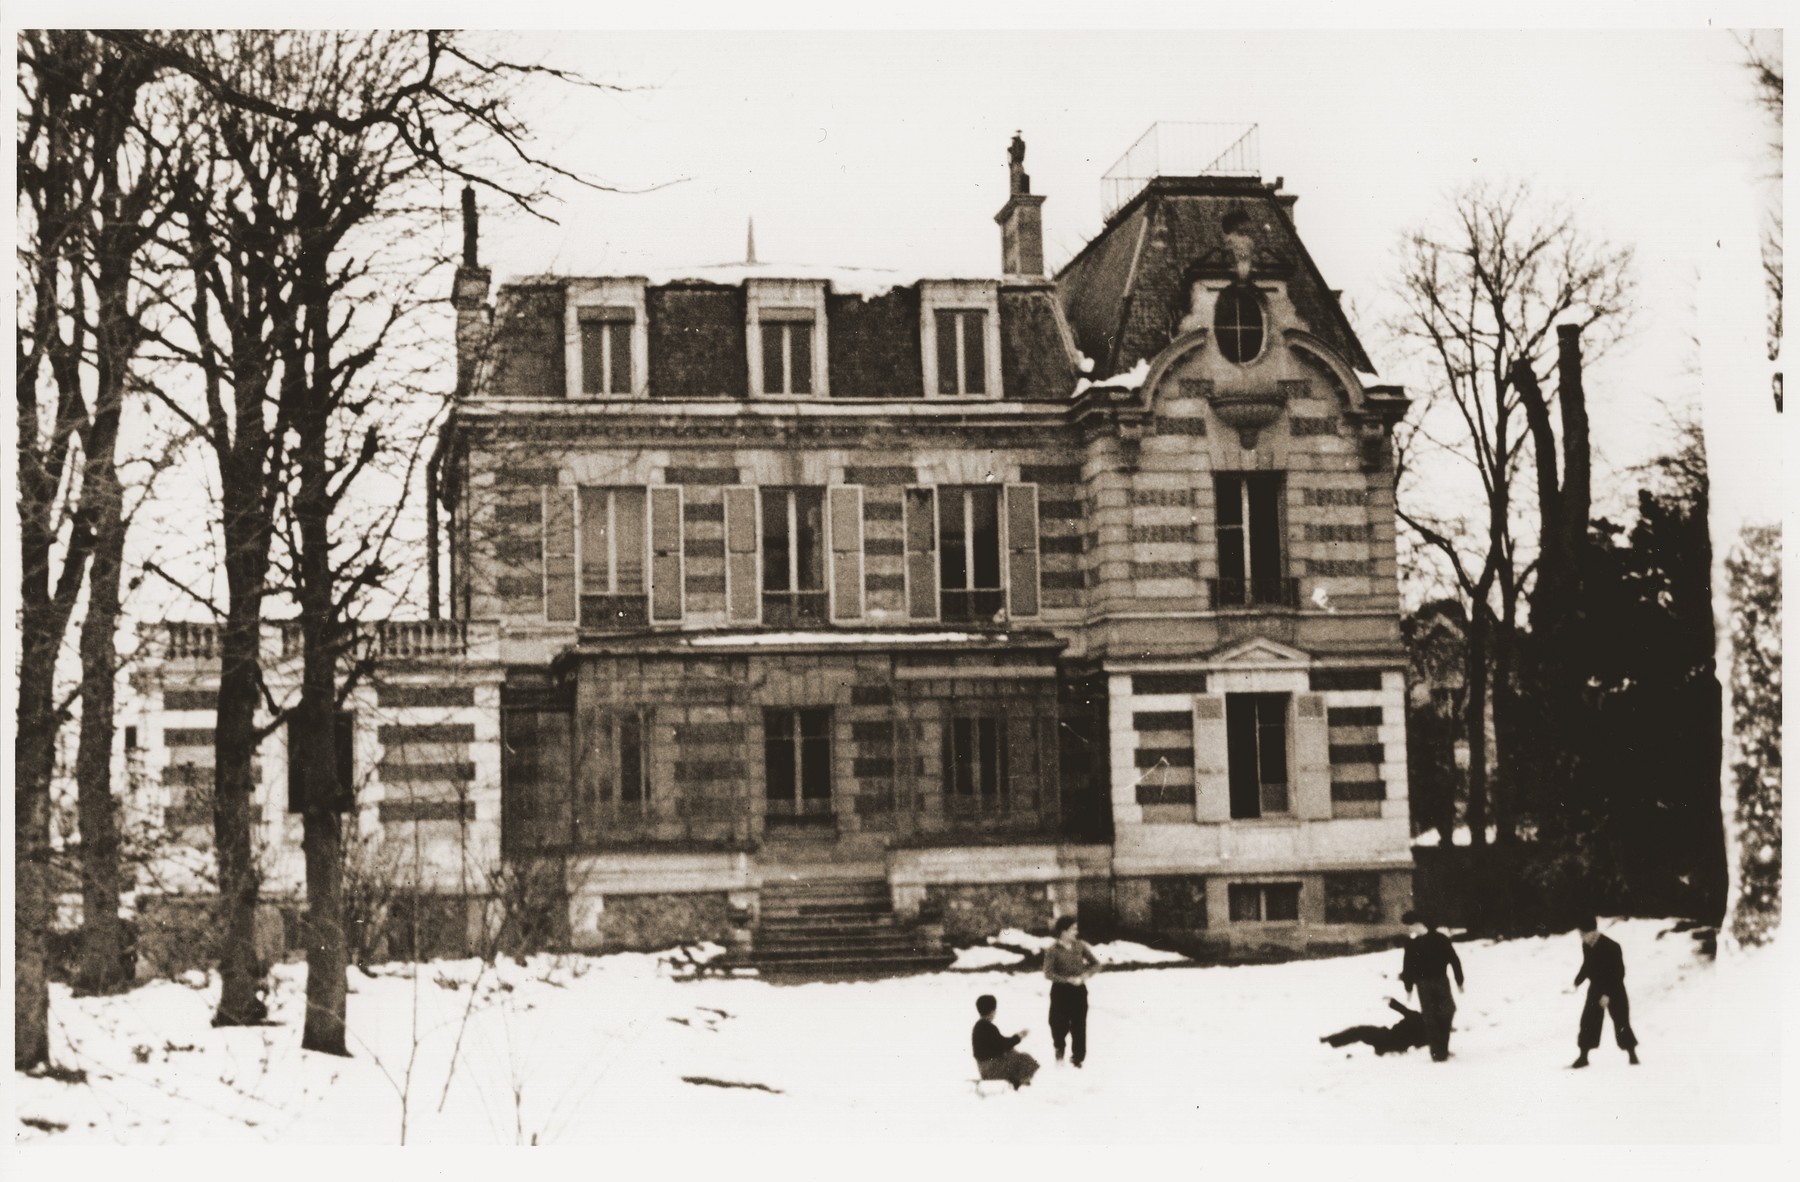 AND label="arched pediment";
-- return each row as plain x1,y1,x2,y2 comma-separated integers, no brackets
1283,330,1367,414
